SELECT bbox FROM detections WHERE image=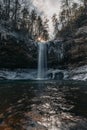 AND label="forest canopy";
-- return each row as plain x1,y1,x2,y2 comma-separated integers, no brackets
0,0,87,40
